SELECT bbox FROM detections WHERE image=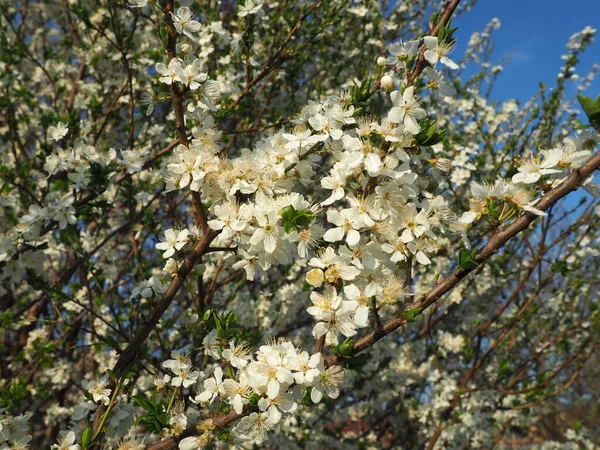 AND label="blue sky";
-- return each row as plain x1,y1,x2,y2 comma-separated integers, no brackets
454,0,600,103
452,1,600,209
